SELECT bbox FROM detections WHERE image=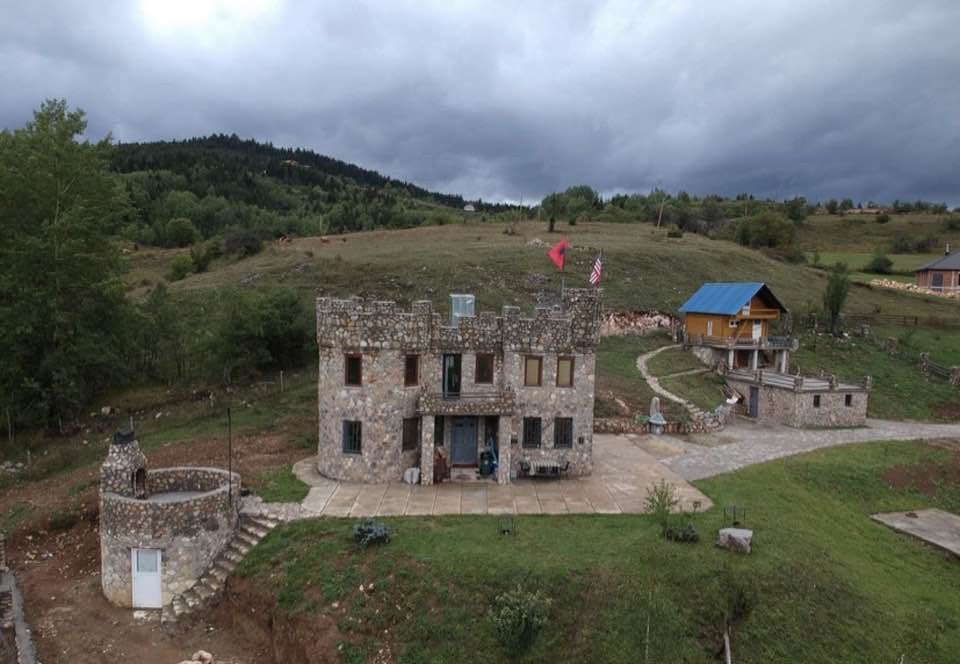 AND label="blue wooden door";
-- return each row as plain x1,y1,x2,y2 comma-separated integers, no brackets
451,417,478,465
